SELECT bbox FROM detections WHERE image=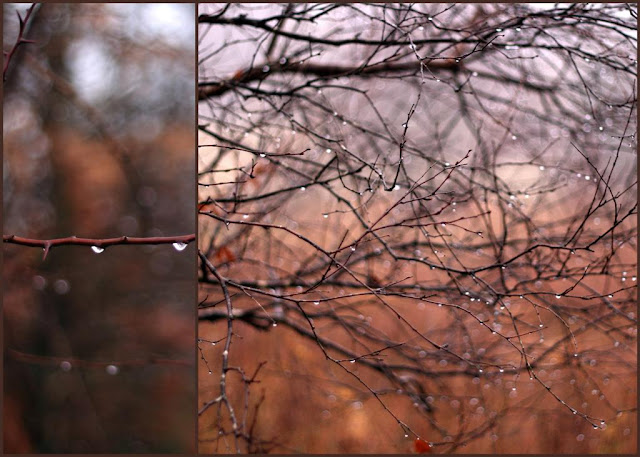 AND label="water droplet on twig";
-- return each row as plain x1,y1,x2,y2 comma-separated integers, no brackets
173,242,188,251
